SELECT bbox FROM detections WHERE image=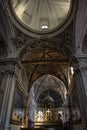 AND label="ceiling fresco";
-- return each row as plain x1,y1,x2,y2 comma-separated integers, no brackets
20,39,70,91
